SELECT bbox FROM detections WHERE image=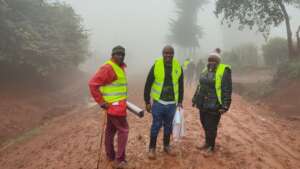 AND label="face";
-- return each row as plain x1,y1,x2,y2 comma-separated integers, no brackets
112,52,125,65
207,60,218,71
208,60,218,65
163,47,174,64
